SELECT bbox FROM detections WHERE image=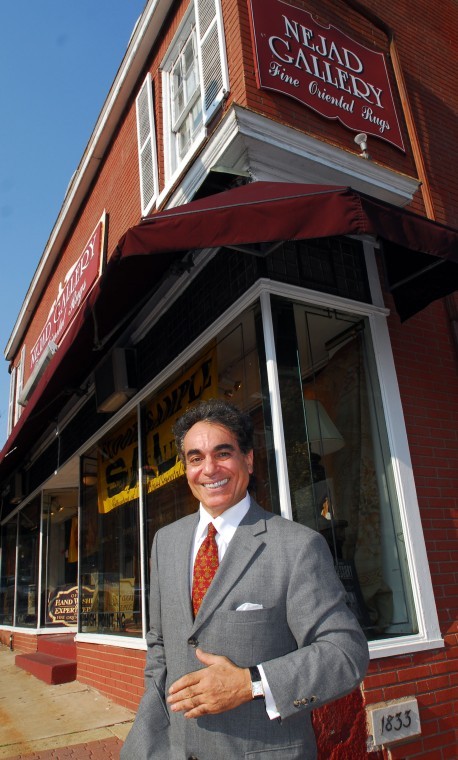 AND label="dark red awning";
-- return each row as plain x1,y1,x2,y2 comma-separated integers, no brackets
119,182,457,260
1,182,457,478
117,182,458,322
